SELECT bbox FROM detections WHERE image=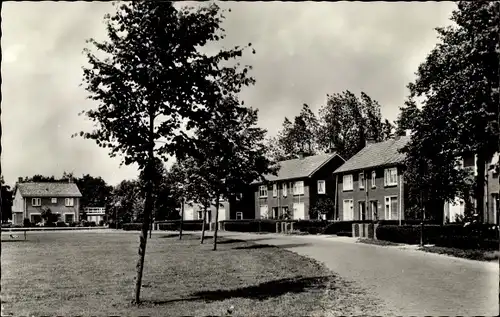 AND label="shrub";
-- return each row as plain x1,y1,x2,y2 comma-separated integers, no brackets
89,221,96,227
45,222,57,227
69,222,78,227
222,219,279,233
322,221,372,235
23,218,31,228
294,220,331,234
56,221,67,227
122,223,143,231
99,220,105,226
